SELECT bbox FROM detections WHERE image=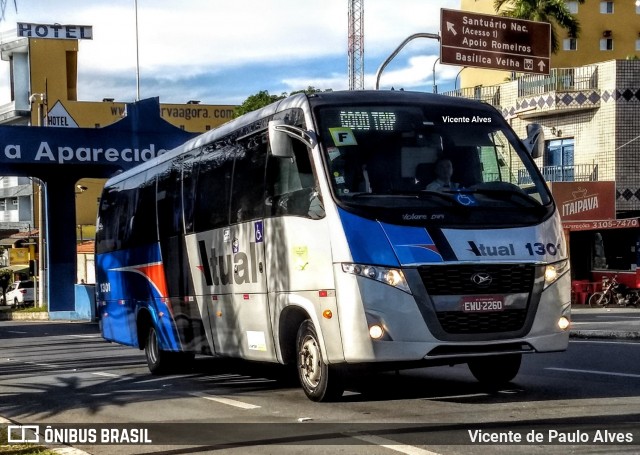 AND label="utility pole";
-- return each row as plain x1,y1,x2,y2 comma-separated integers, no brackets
348,0,364,90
